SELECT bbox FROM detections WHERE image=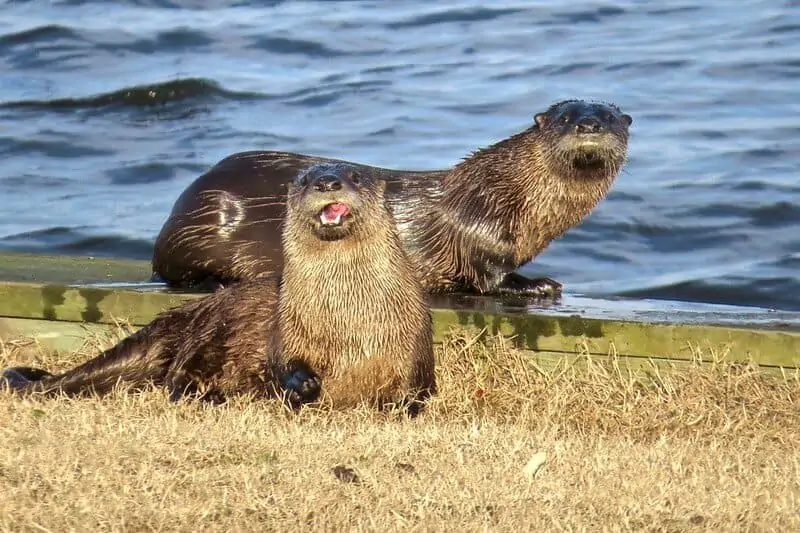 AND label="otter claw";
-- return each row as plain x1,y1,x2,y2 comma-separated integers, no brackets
522,279,562,298
282,368,321,405
498,274,563,299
